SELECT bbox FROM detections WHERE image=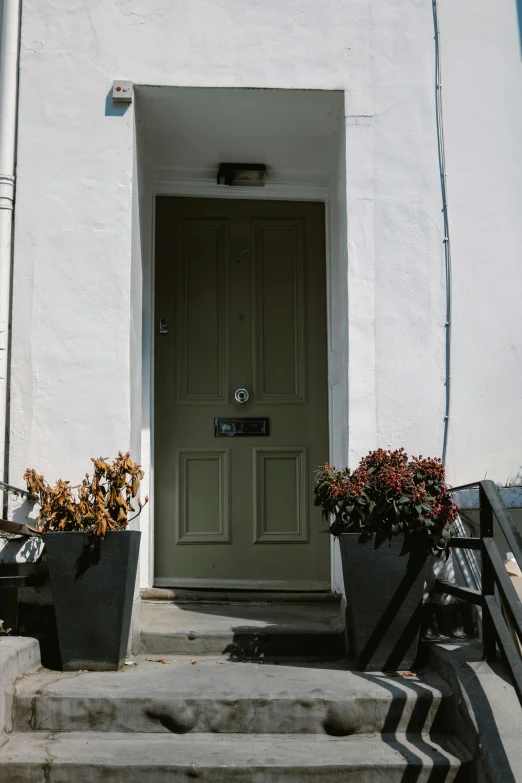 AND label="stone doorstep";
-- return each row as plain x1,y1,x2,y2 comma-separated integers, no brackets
0,731,471,783
0,640,472,781
141,588,342,603
14,658,454,736
138,600,346,658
